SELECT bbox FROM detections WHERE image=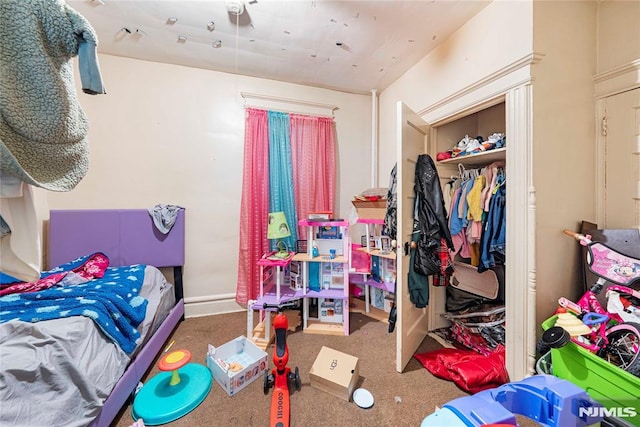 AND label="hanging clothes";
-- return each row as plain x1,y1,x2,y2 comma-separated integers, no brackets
478,171,506,272
447,161,506,270
413,154,453,277
408,227,430,308
383,163,400,326
382,163,397,241
466,174,486,243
